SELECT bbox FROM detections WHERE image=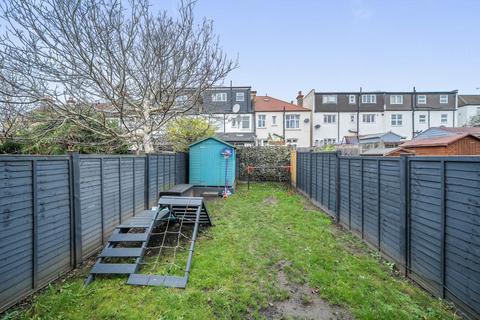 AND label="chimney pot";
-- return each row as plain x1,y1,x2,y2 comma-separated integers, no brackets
296,90,304,106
